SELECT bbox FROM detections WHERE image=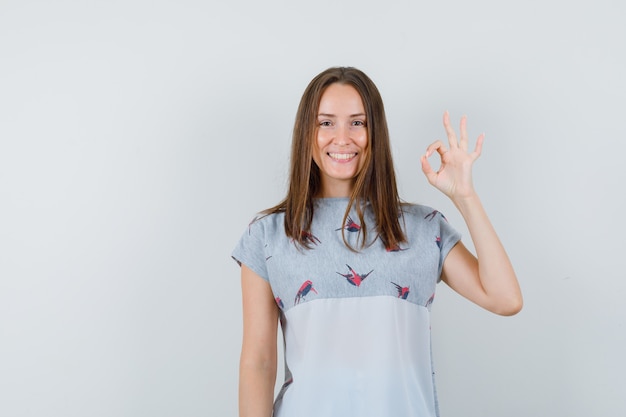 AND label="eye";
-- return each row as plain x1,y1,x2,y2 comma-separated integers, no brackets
352,120,366,127
319,120,332,127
